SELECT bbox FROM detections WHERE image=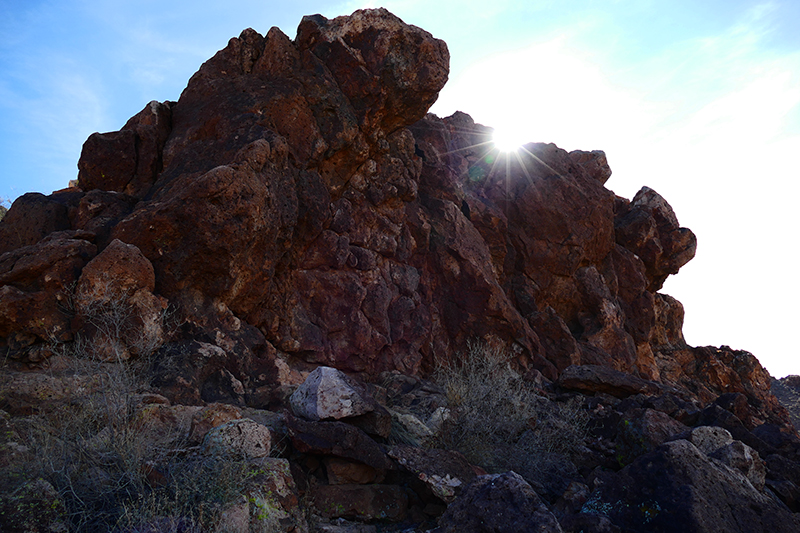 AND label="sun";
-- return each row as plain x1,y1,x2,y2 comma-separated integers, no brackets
492,126,528,152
